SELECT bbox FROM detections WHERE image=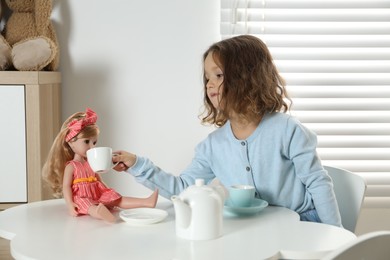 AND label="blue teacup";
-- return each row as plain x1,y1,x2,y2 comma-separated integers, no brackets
228,185,255,207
